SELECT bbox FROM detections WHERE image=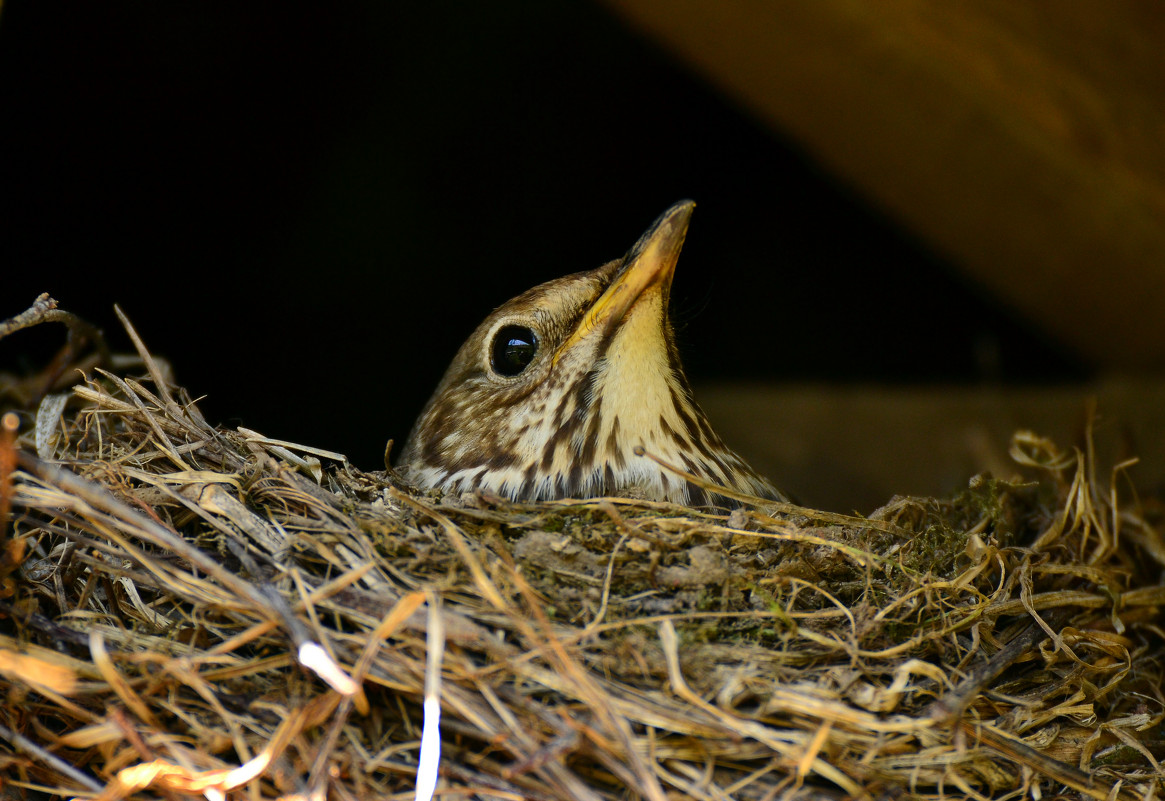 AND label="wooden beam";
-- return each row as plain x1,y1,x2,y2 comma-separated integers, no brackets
603,0,1165,368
